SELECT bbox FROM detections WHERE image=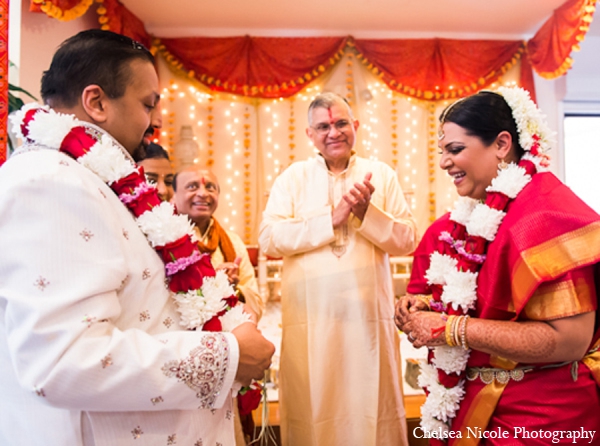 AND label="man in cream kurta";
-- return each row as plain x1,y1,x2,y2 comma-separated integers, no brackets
259,93,417,446
0,30,273,445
